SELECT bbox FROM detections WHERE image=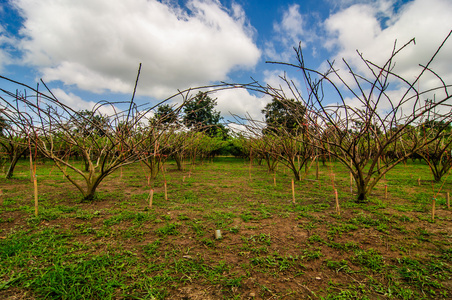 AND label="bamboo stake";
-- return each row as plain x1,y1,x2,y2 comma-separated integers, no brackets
148,189,154,208
447,192,450,209
335,189,340,215
29,152,33,183
33,174,38,216
291,179,295,204
164,180,168,200
432,198,436,221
